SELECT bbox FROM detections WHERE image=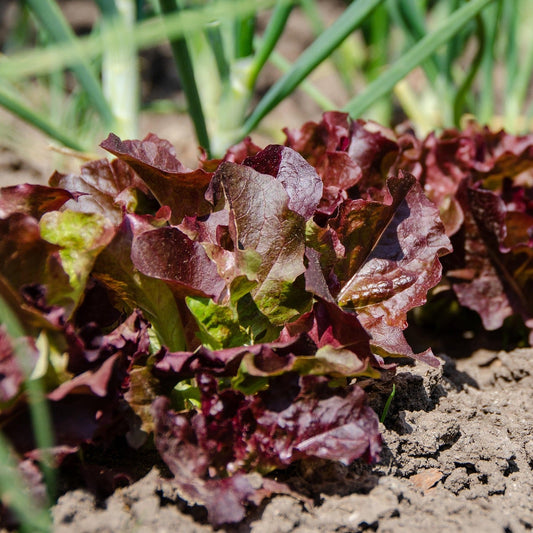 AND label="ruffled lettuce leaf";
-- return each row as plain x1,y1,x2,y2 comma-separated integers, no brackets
331,172,452,365
131,226,226,301
100,133,213,223
209,159,311,324
152,372,380,525
0,183,78,219
242,144,323,219
448,182,533,336
49,158,150,225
